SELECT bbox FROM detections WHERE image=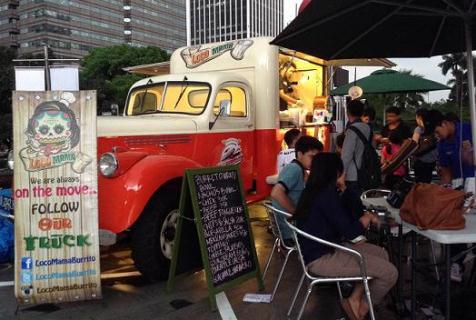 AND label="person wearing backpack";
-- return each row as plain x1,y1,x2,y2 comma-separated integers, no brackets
341,100,381,195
